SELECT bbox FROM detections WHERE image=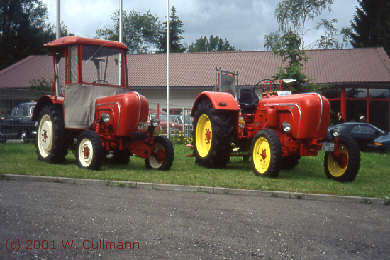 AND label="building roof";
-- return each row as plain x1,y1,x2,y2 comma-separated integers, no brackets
1,47,390,89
